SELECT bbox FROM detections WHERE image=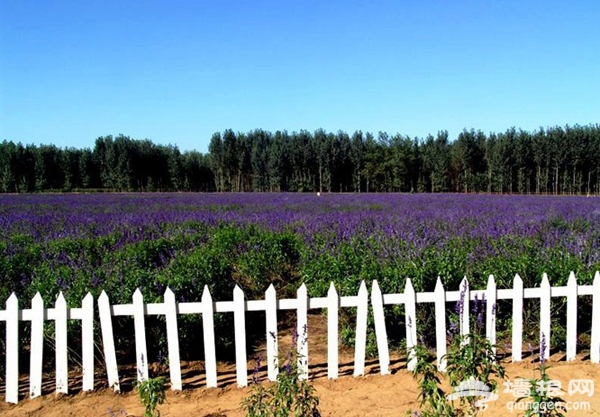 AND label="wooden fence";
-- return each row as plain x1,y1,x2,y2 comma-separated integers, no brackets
1,272,599,404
